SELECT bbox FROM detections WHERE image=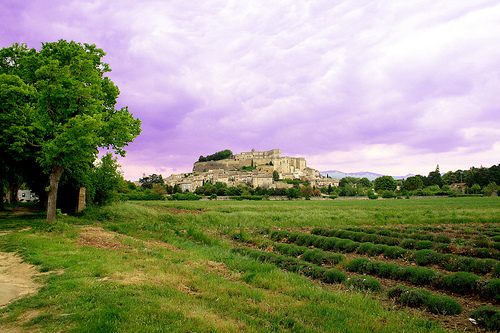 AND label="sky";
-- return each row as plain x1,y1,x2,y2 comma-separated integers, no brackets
2,0,500,180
